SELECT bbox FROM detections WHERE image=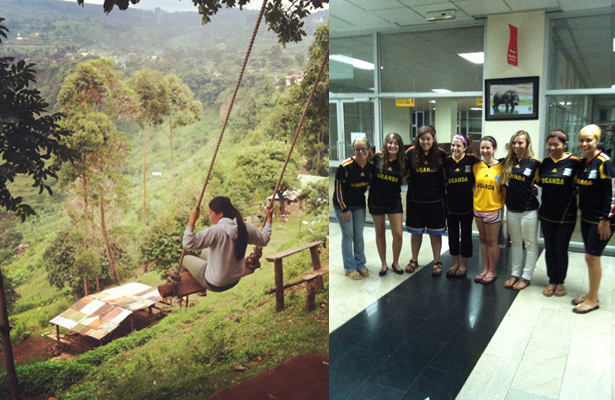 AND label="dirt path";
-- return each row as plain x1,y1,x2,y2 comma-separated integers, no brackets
208,353,329,400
